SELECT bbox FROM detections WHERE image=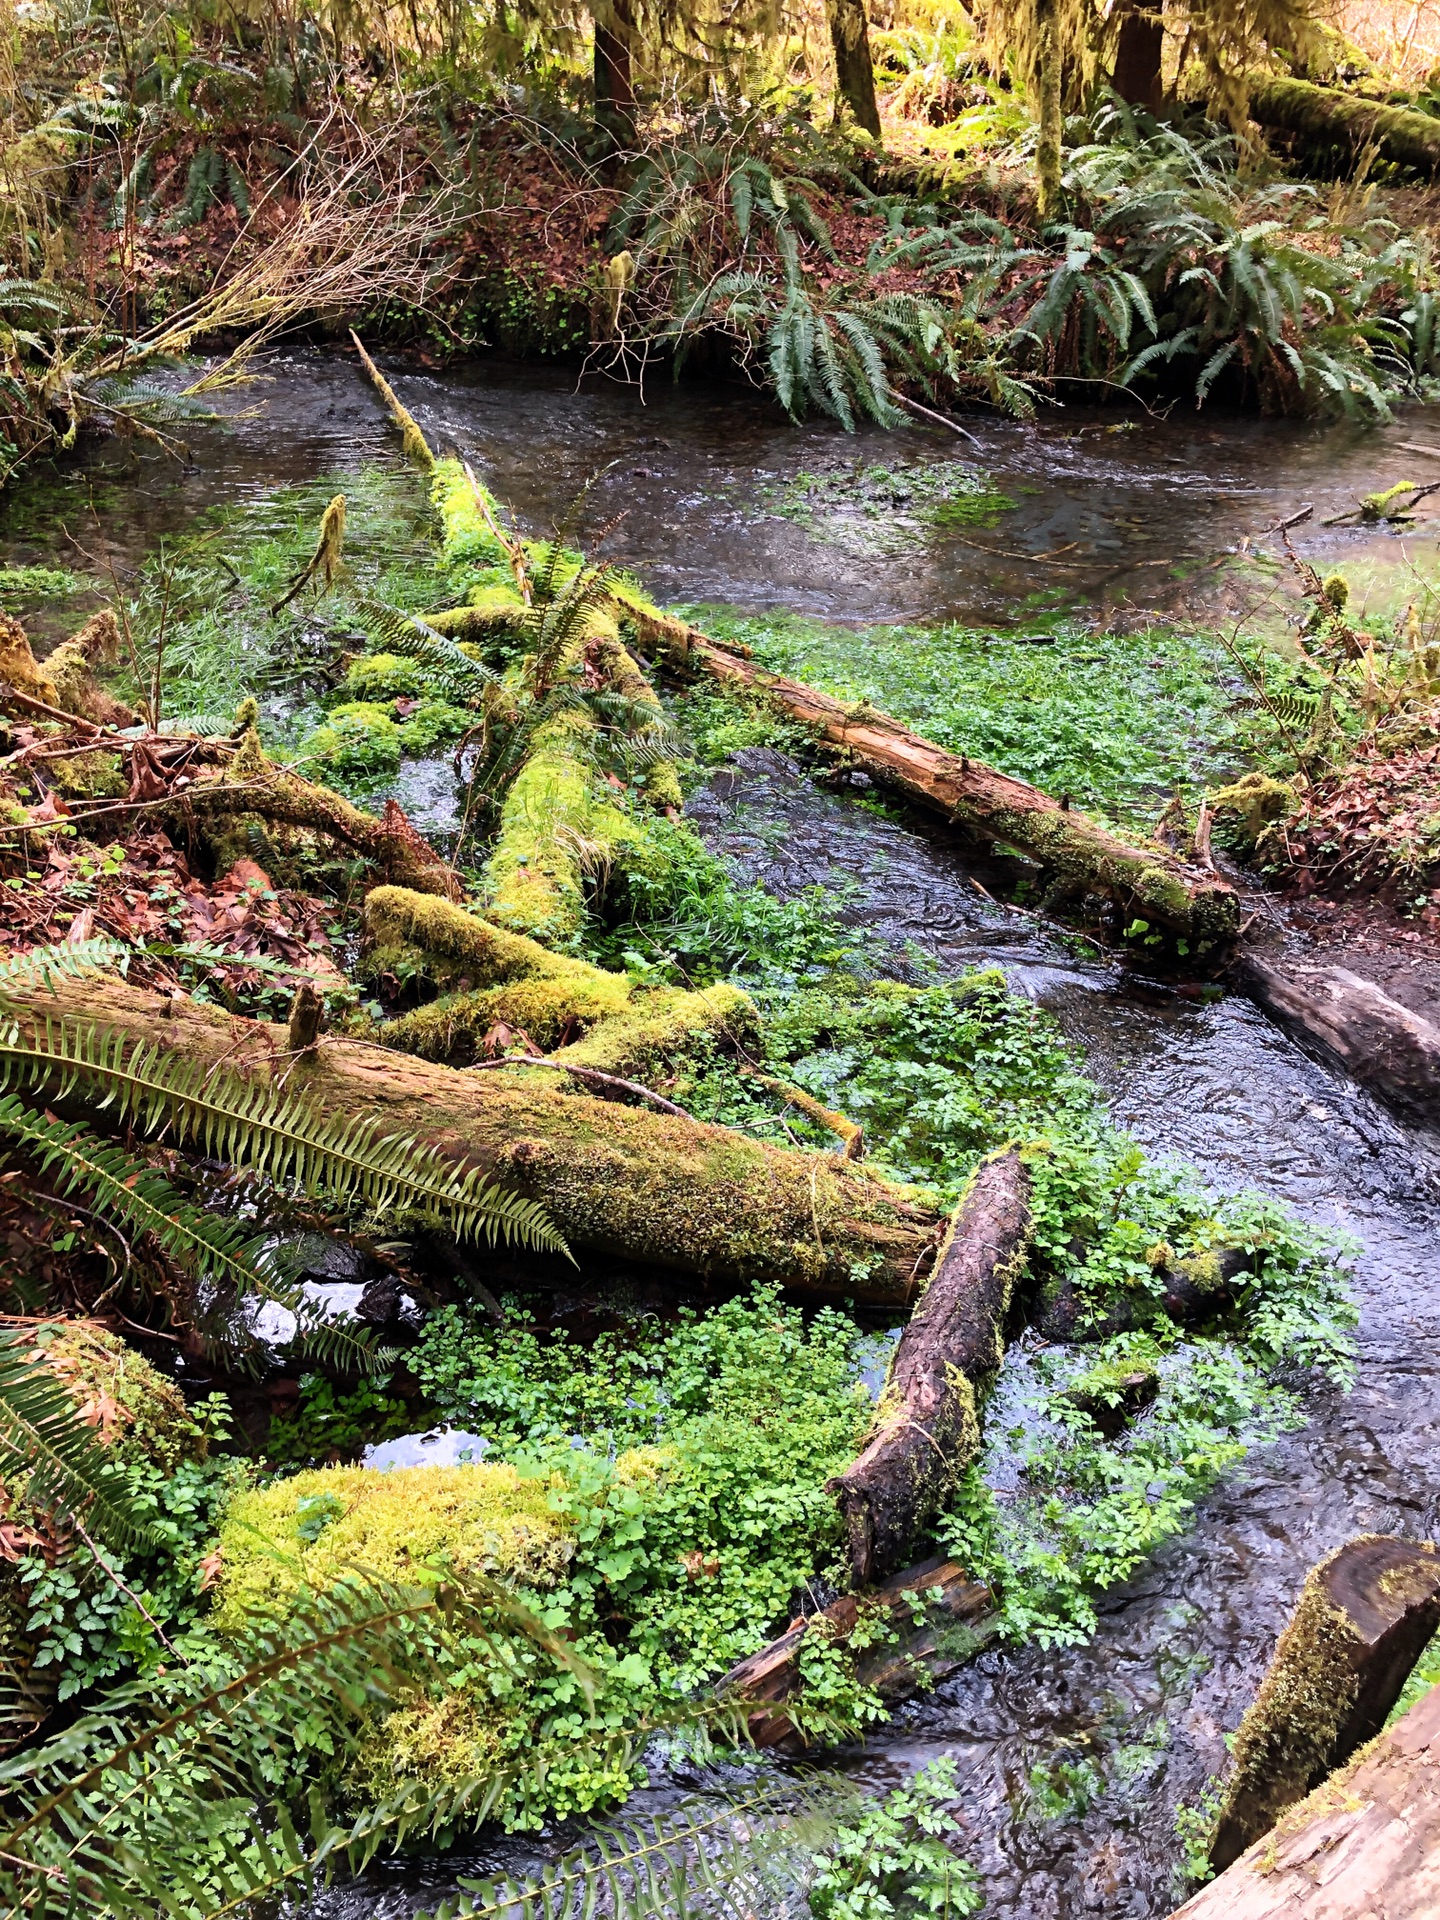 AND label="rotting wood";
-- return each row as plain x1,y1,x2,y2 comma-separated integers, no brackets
1208,1534,1440,1872
634,611,1239,946
718,1555,994,1748
5,971,947,1303
1171,1673,1440,1920
827,1150,1032,1585
1235,954,1440,1129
